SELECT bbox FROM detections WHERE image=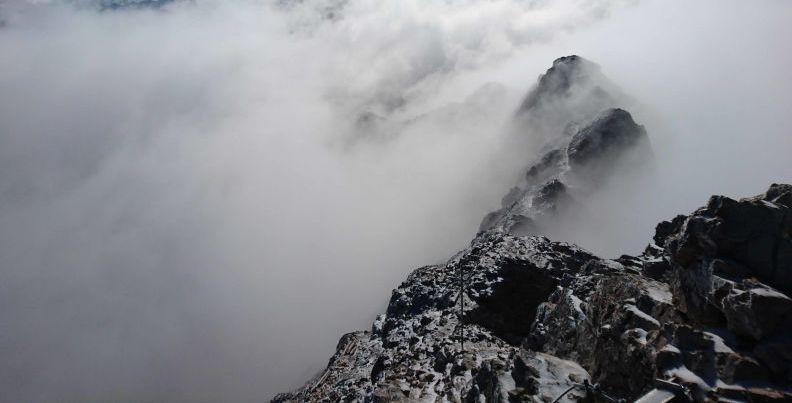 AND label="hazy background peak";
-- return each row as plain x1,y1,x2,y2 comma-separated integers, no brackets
0,0,791,401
